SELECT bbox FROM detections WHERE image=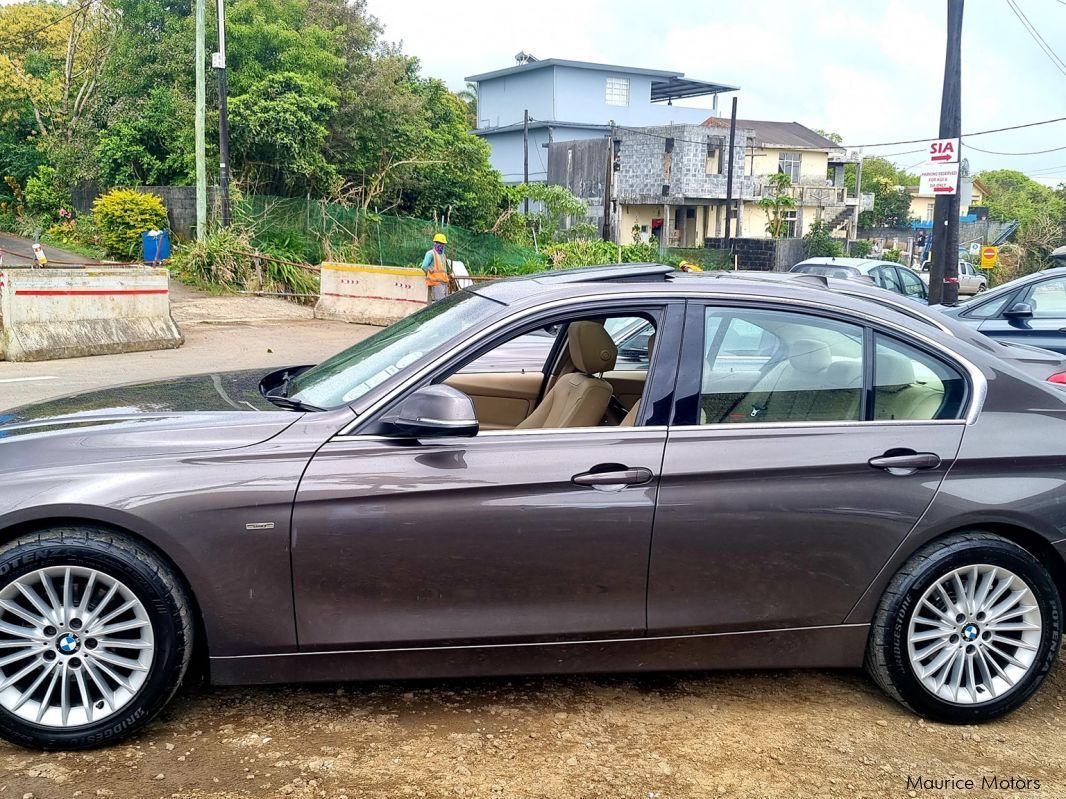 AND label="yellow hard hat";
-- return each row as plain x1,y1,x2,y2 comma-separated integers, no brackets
432,233,447,244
